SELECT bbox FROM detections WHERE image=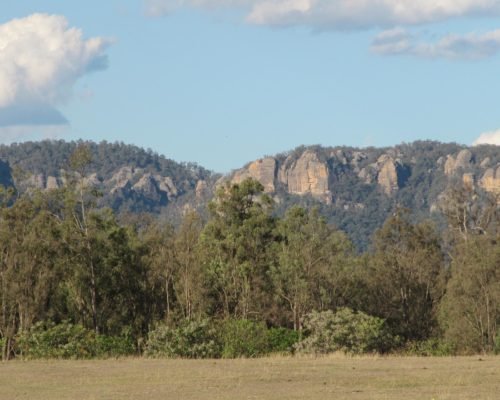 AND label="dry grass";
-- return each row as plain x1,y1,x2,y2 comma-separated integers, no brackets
1,355,499,400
